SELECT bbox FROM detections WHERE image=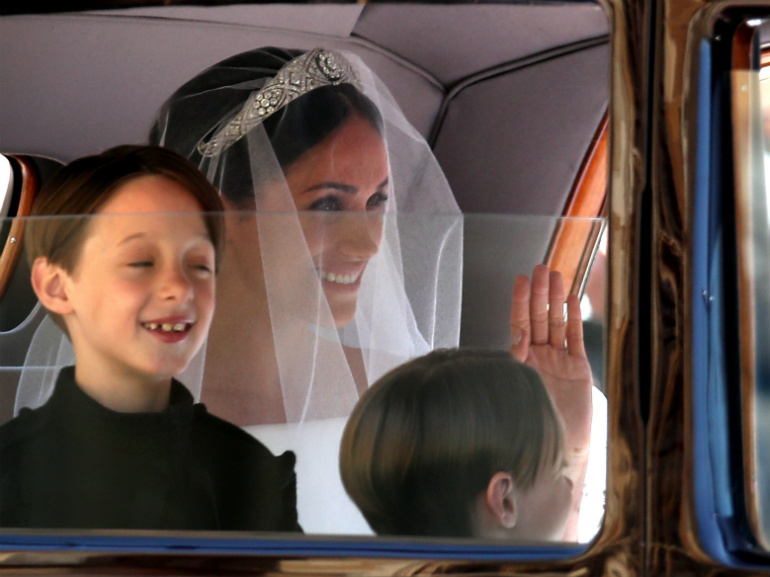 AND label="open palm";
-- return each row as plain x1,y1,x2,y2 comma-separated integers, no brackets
509,265,593,460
